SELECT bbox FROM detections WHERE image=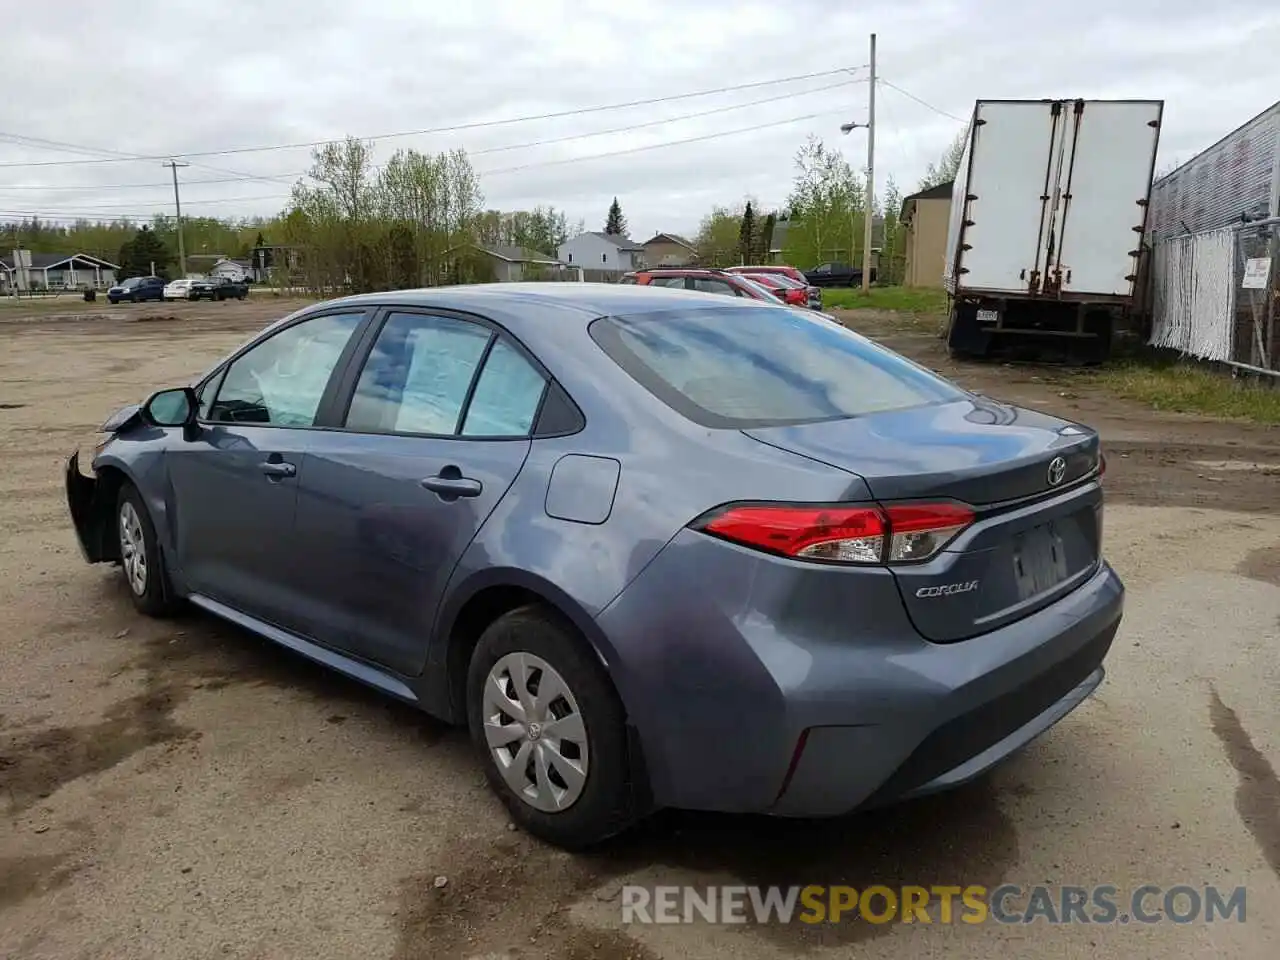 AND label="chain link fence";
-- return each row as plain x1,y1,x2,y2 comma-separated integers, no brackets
1232,220,1280,372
